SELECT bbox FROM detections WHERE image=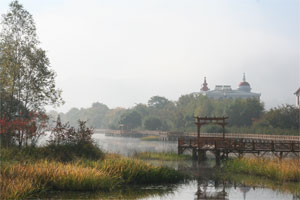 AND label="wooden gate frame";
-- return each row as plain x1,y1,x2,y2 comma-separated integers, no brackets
194,116,228,140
